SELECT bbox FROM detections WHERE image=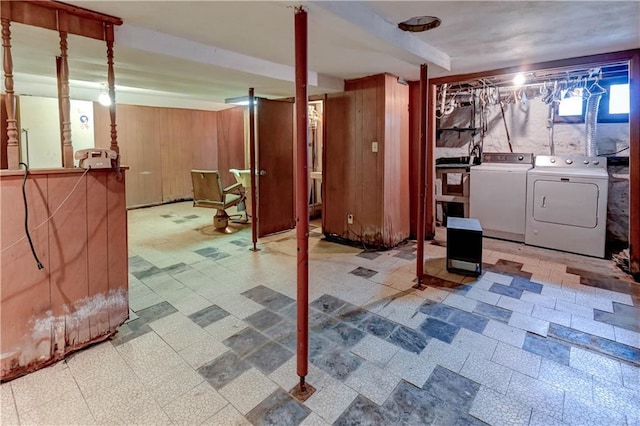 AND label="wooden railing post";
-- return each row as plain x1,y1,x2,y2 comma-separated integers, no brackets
2,16,19,170
106,23,118,158
58,11,73,168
